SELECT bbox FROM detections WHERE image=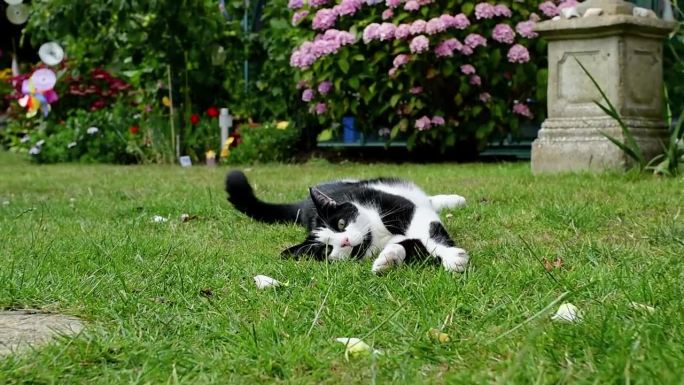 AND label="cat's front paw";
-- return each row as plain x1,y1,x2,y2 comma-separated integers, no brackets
372,244,406,274
441,248,469,272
